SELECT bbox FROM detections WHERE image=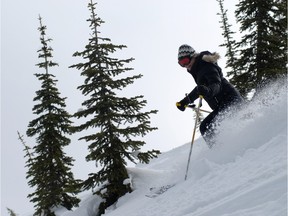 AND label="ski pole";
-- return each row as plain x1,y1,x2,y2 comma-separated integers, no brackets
184,95,203,181
186,105,211,114
185,93,211,114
